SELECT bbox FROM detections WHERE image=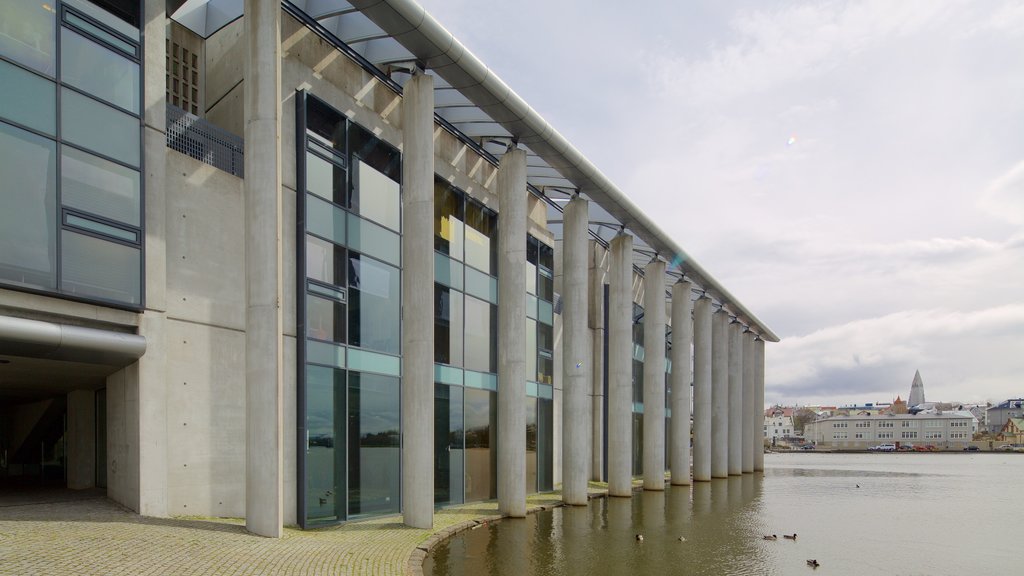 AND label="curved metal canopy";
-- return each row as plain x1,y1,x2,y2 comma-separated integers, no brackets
169,0,778,341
